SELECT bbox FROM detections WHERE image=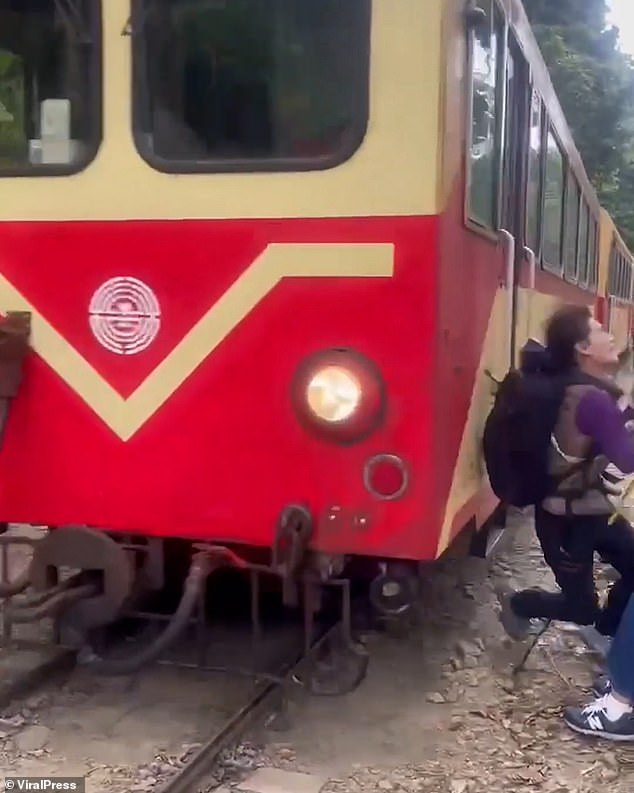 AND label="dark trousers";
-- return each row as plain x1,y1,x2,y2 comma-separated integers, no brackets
511,507,634,636
608,595,634,700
